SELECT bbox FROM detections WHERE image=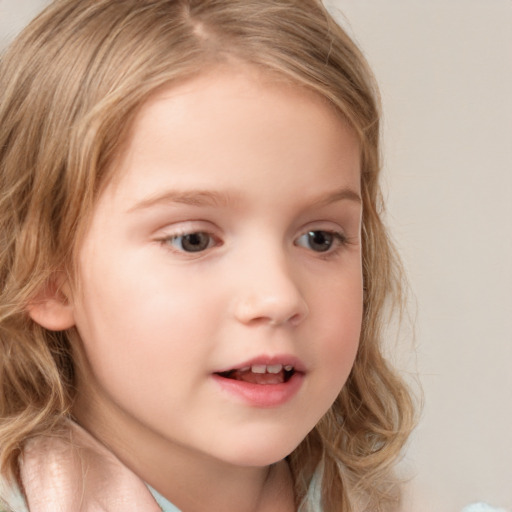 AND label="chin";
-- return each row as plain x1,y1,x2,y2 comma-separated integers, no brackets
215,429,308,468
